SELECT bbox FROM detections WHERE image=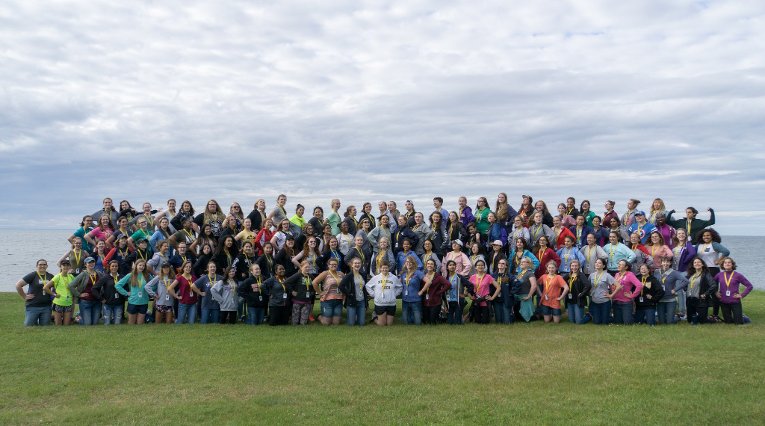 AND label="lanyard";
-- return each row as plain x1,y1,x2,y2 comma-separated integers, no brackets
356,247,365,264
689,273,700,290
73,250,82,266
303,276,312,291
723,271,735,291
